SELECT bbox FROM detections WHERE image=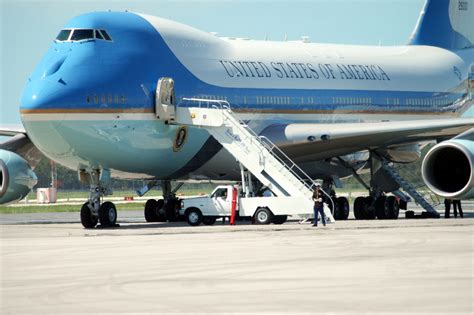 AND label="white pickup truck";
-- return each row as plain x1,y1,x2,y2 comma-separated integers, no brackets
179,185,317,226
